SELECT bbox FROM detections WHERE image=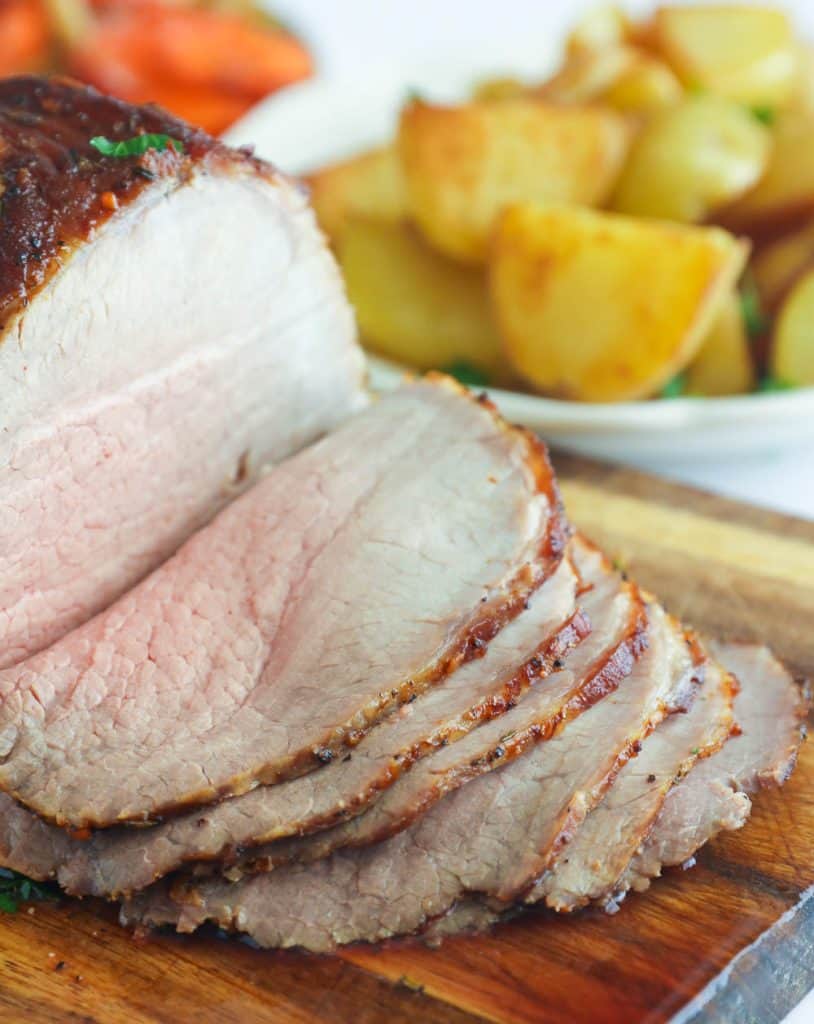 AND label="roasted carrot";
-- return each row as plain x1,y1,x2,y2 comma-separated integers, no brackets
68,5,312,132
0,0,49,74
